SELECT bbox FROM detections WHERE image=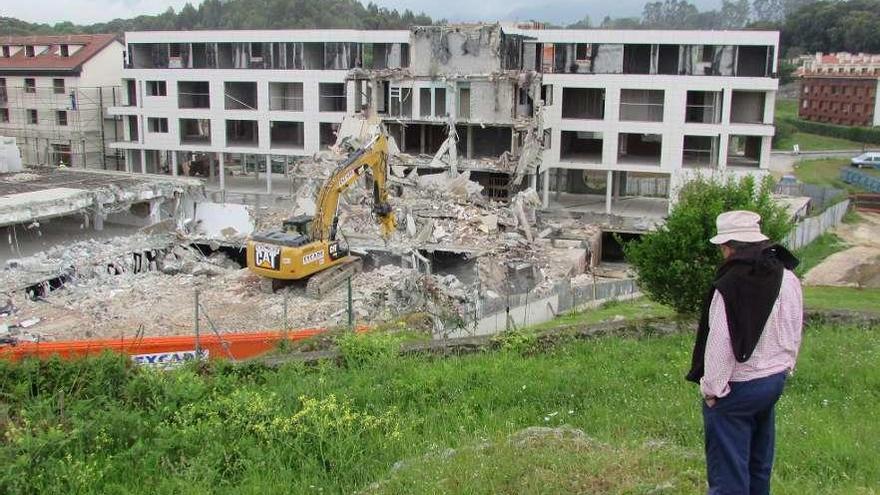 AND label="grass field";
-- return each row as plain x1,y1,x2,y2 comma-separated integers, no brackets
776,99,798,120
803,286,880,313
774,132,864,152
792,158,866,191
1,315,877,494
